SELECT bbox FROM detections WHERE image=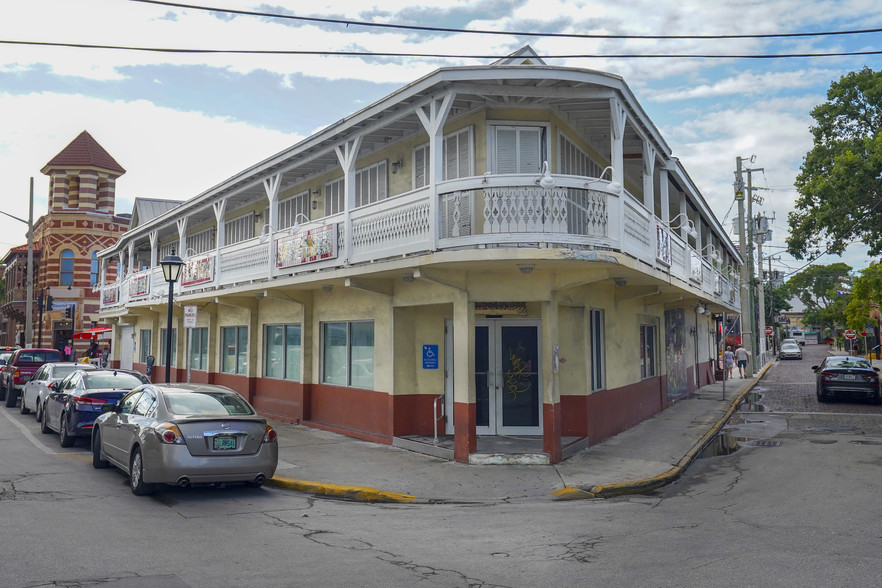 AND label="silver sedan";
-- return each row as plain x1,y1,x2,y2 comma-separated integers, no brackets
91,383,278,495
